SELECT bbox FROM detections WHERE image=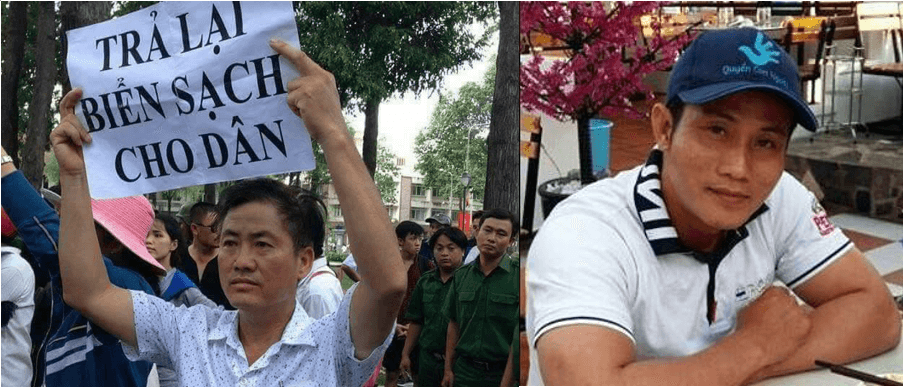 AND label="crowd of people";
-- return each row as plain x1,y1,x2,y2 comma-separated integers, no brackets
1,39,520,387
